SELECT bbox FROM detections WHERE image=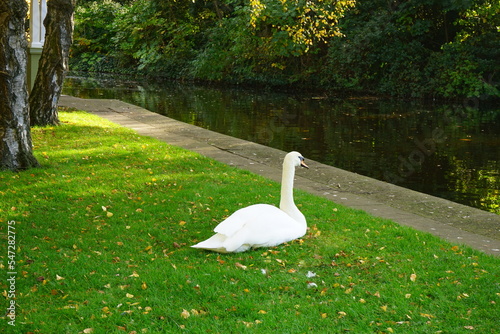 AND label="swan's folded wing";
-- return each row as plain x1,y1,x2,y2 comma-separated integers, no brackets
213,204,280,236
